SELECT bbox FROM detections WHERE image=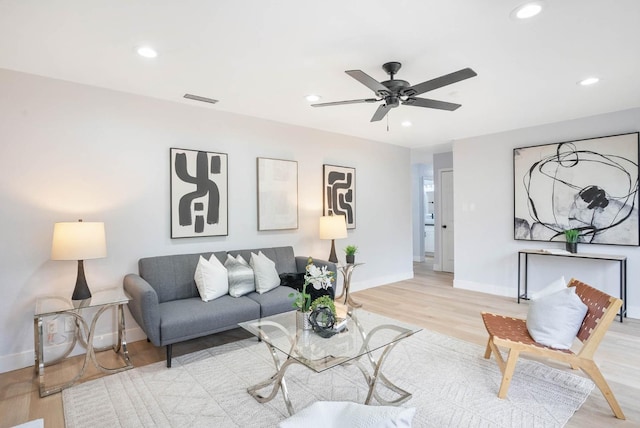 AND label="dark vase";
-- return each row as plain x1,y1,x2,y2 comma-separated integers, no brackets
566,242,578,253
346,254,355,264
